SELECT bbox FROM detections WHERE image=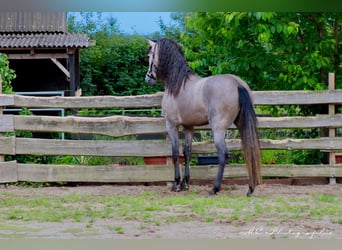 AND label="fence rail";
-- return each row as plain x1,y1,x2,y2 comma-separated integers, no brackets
1,114,342,136
0,137,342,157
2,89,342,108
1,73,342,184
